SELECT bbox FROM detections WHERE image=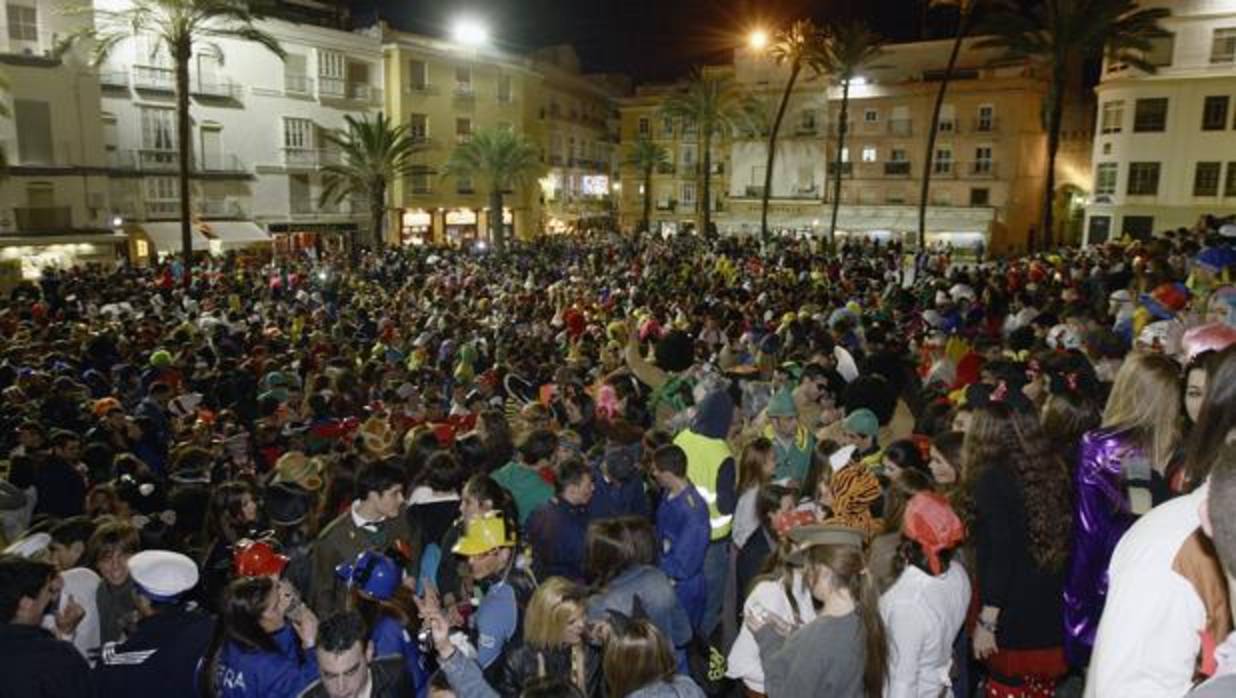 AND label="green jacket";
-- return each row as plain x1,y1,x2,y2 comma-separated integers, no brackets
310,506,419,617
